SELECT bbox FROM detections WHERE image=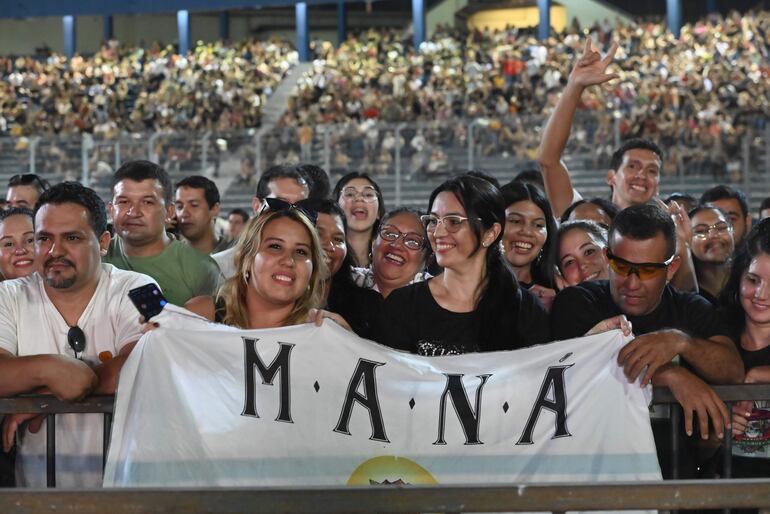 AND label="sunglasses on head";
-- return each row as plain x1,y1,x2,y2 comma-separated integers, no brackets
67,326,86,360
263,197,319,226
606,251,675,280
8,173,49,192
